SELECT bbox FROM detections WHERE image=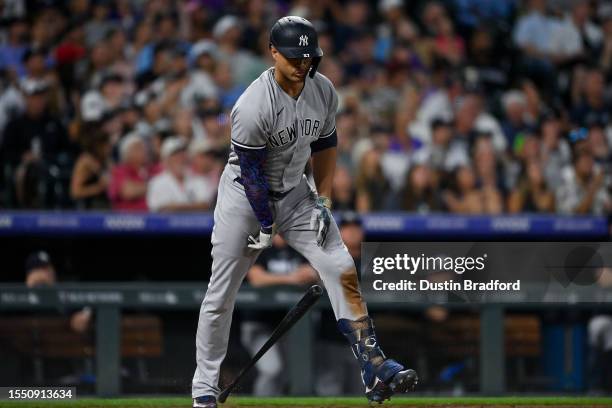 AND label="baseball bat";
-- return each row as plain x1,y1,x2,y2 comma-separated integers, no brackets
217,284,323,403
